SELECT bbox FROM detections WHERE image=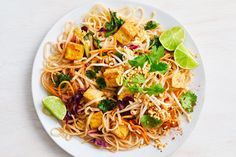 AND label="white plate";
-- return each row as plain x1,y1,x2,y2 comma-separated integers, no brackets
31,0,205,156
